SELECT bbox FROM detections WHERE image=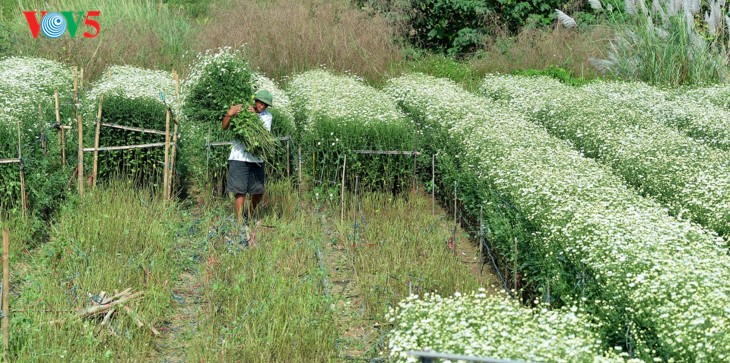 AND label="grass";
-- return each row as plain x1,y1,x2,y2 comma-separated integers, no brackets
7,182,179,361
